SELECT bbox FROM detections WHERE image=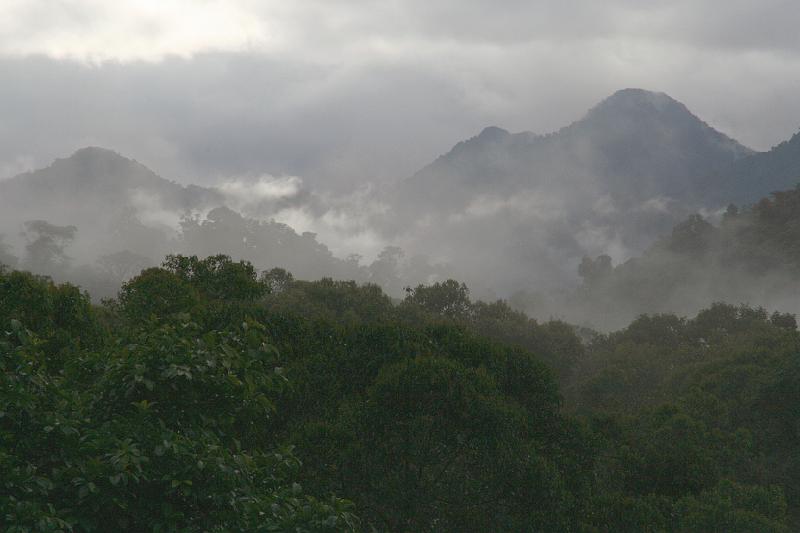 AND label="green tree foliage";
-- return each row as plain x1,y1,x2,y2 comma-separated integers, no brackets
261,277,395,329
1,256,796,531
118,267,200,322
675,480,788,533
569,303,798,529
0,269,102,361
402,281,583,380
162,254,267,301
471,300,583,380
306,356,571,531
0,269,355,531
260,267,294,294
403,279,473,320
